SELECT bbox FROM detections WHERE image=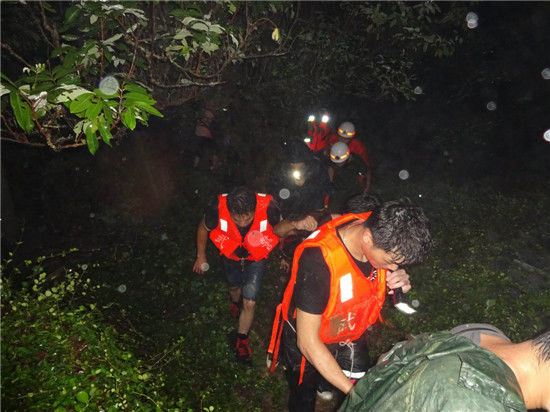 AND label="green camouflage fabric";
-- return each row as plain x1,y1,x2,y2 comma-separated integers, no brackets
339,332,526,412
